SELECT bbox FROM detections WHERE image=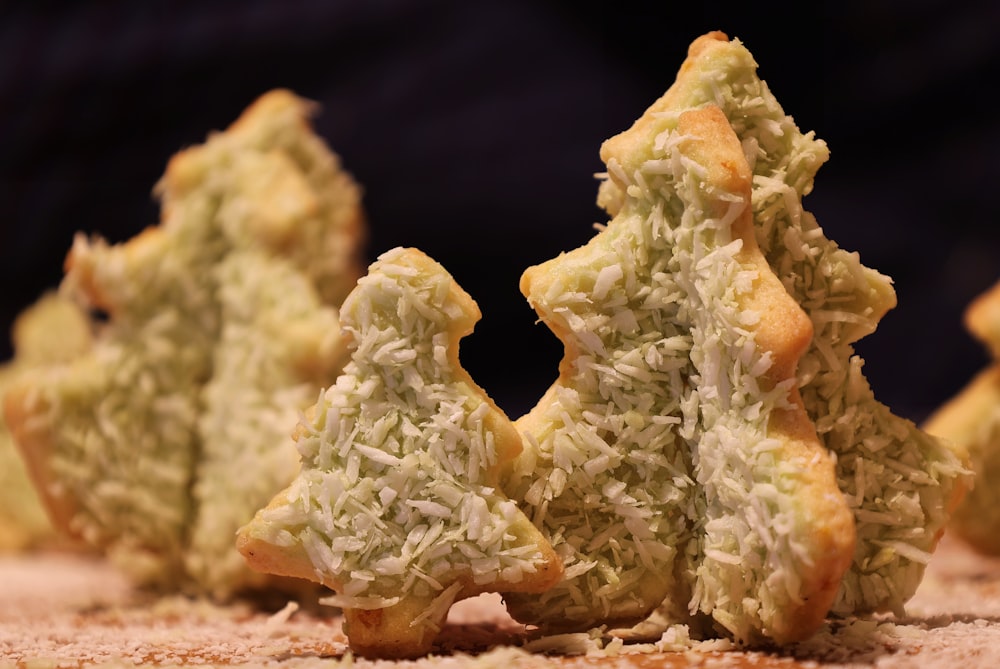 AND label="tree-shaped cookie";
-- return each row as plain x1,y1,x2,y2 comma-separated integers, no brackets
0,293,91,551
187,250,346,597
925,280,1000,554
4,90,363,598
599,31,969,618
238,247,562,659
503,104,854,644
